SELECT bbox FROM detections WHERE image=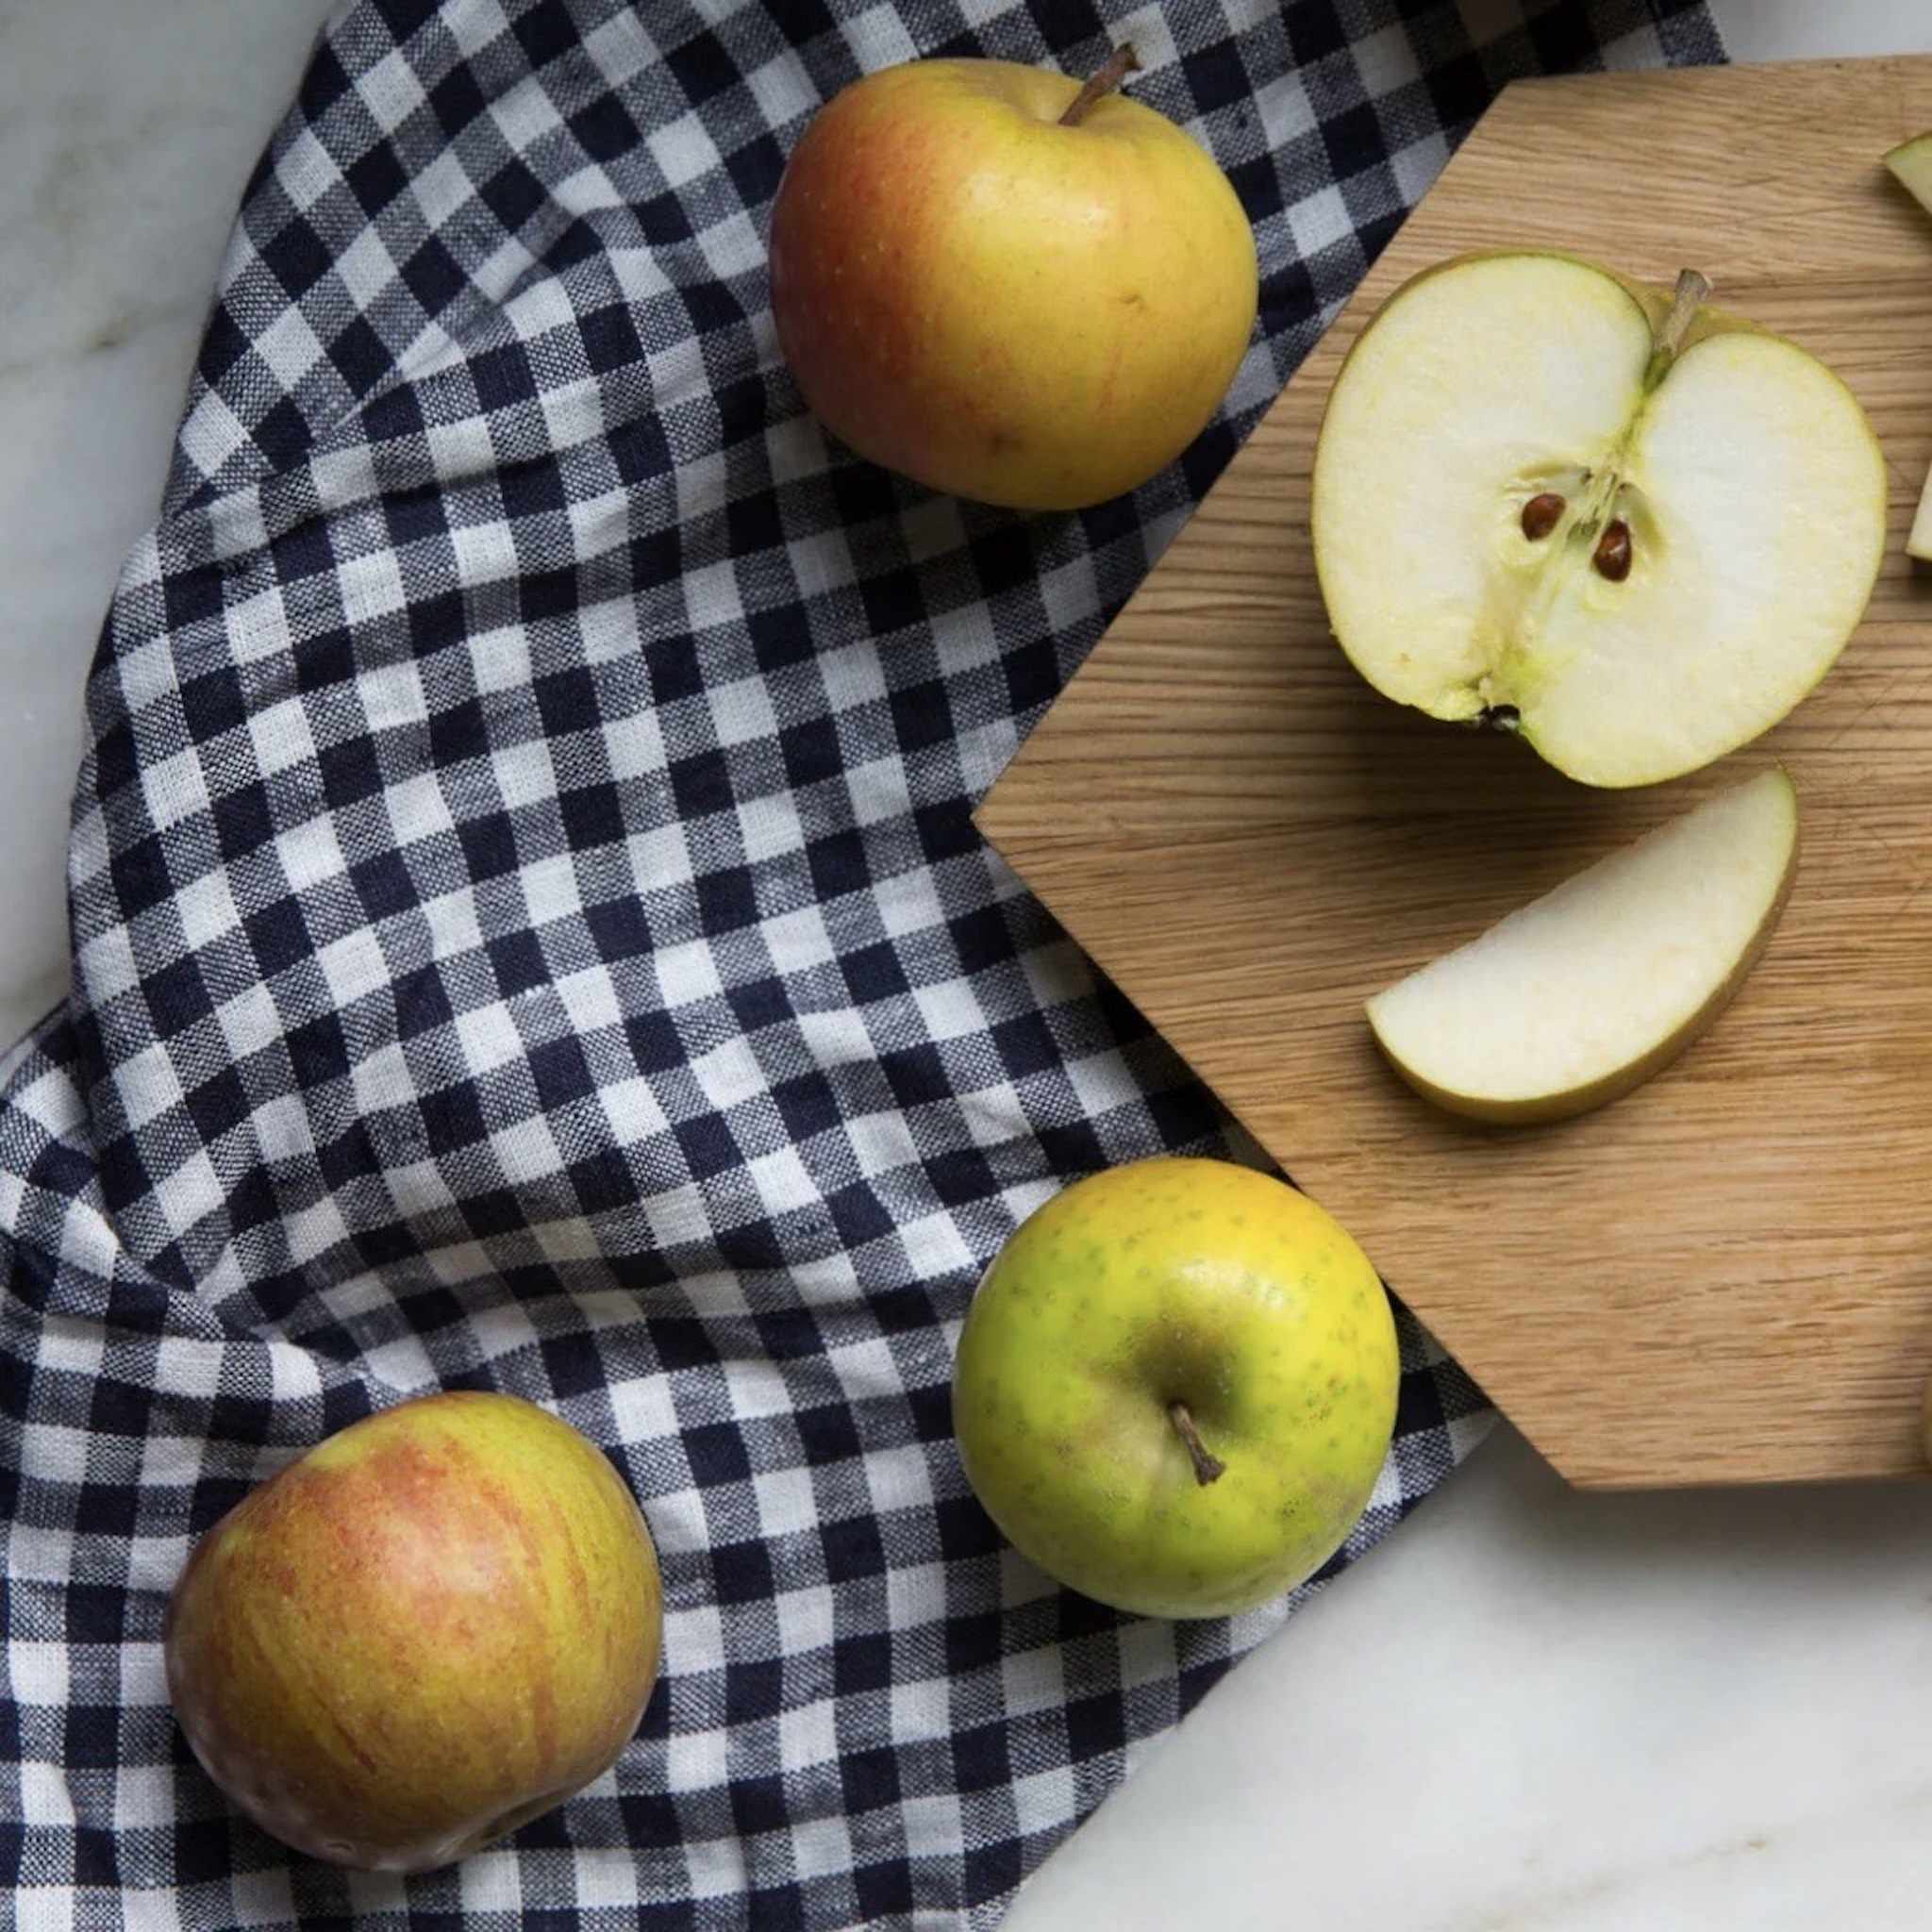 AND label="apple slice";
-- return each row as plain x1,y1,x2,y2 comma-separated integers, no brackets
1885,132,1932,214
1365,768,1797,1124
1888,139,1932,560
1910,470,1932,565
1312,254,1887,788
